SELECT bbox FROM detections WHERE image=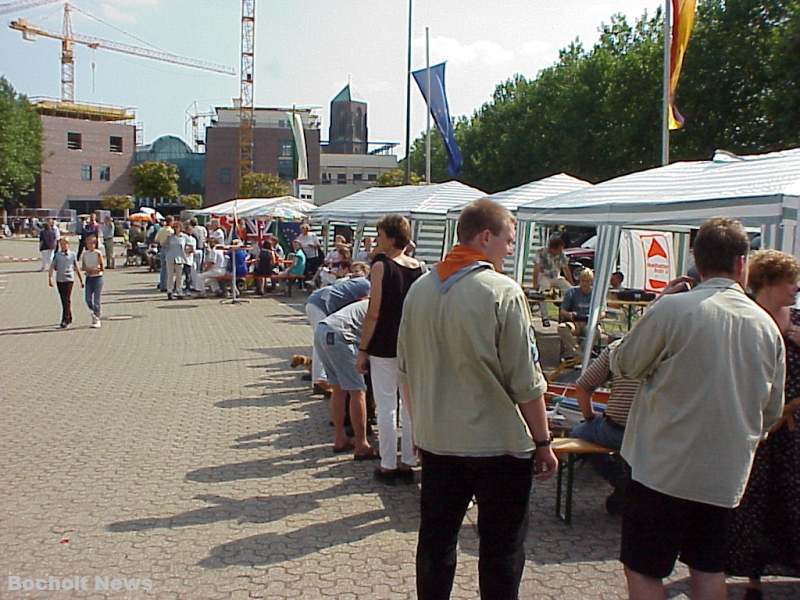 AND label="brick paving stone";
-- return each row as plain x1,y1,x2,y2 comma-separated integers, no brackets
1,236,798,599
